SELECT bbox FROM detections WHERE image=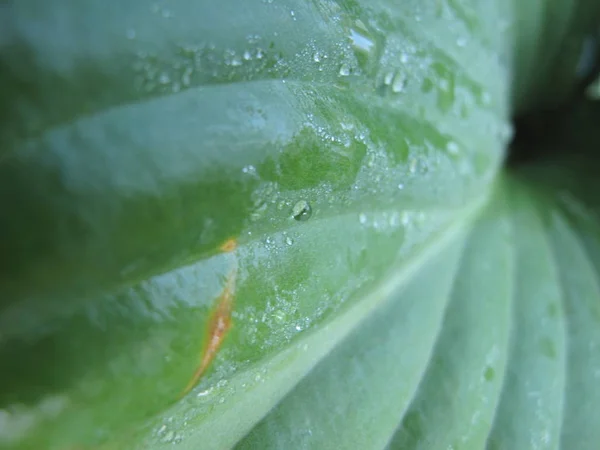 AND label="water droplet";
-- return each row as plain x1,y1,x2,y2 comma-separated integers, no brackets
157,424,167,435
349,29,374,53
408,158,418,174
291,200,312,221
273,310,286,322
250,202,268,222
339,64,350,76
242,165,257,175
359,213,367,224
126,28,136,40
400,52,409,64
218,397,225,404
286,237,294,245
159,73,170,84
196,388,212,397
162,431,176,443
243,50,252,61
383,72,394,85
397,183,405,190
313,52,321,63
182,68,192,86
231,56,242,66
295,324,302,331
391,73,406,93
256,48,265,59
456,37,468,47
446,141,460,155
